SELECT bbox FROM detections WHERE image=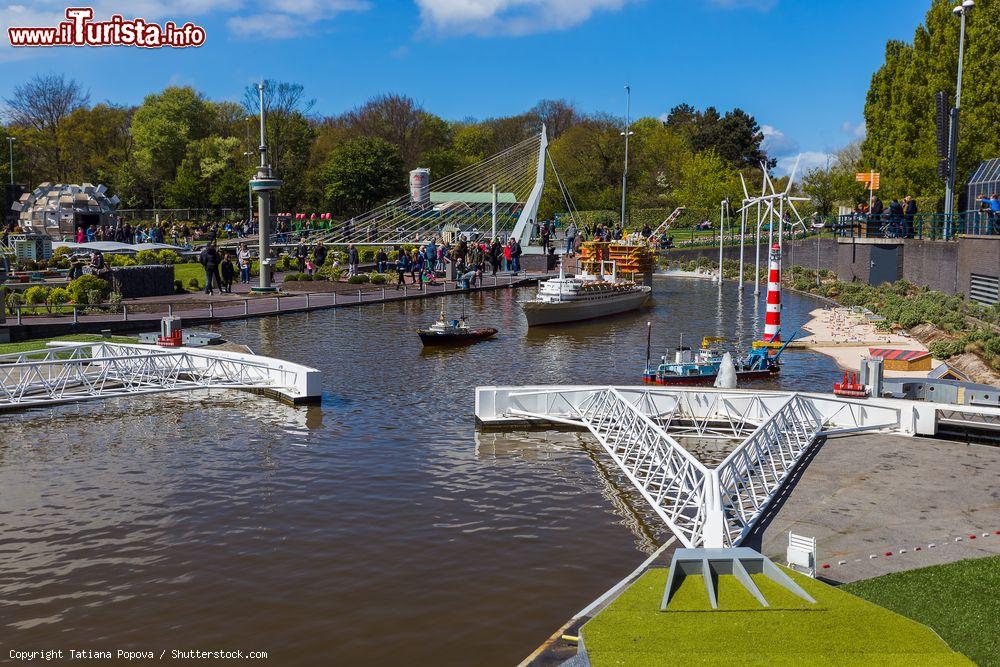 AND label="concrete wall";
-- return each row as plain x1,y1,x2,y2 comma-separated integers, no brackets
956,236,1000,300
665,236,997,297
